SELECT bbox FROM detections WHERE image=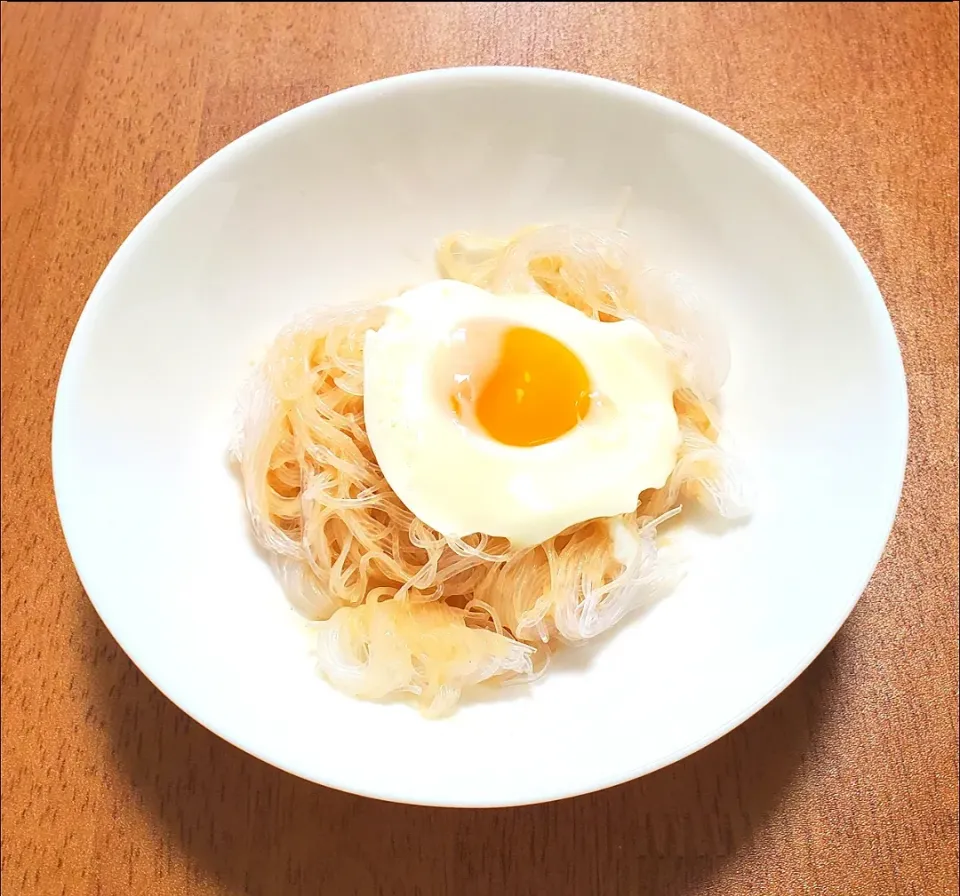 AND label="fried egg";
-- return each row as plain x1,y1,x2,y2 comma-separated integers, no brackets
363,280,680,547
